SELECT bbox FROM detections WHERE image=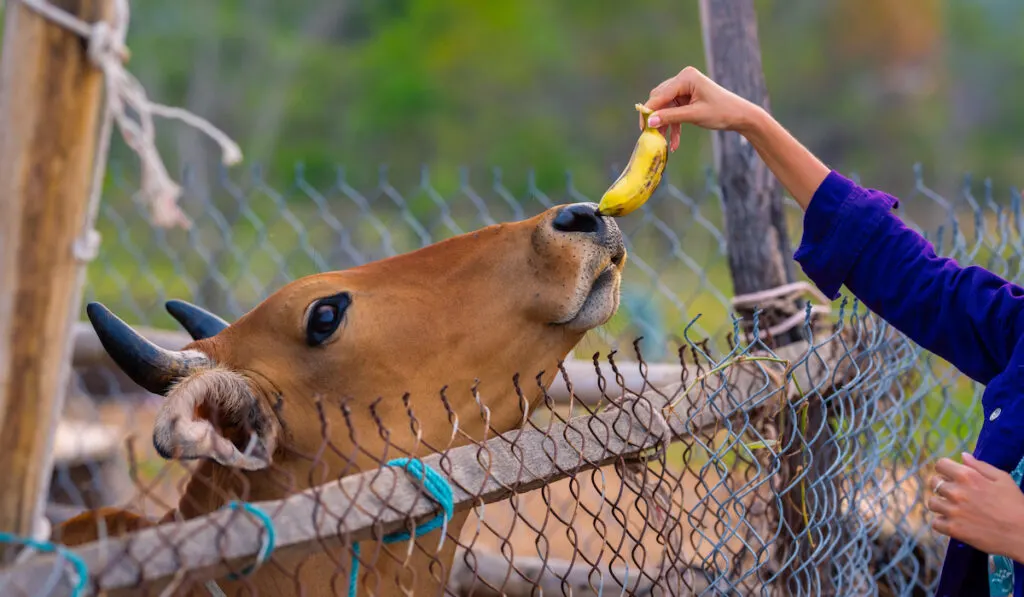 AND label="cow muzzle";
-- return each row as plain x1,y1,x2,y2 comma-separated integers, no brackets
547,202,626,331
